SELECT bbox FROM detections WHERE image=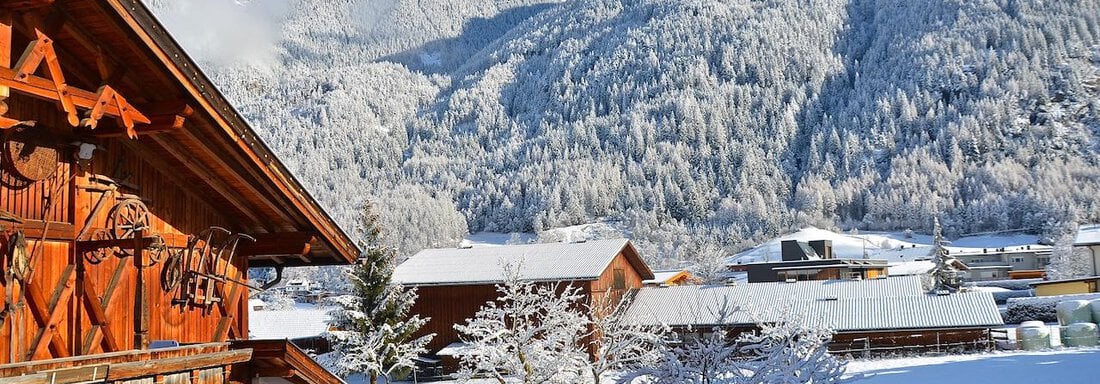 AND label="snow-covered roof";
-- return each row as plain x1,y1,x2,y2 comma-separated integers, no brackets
249,307,332,340
393,238,653,286
1075,224,1100,246
623,276,1003,331
644,270,692,285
